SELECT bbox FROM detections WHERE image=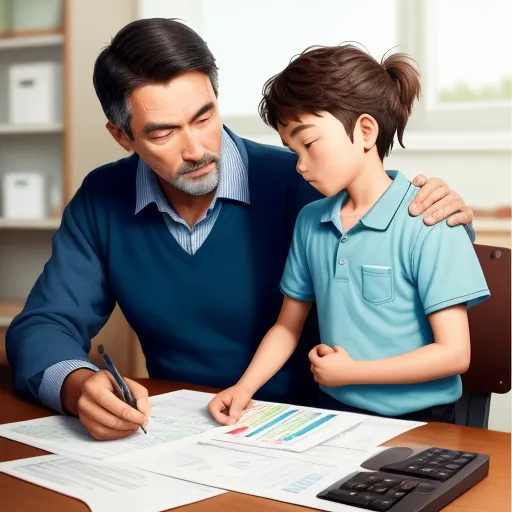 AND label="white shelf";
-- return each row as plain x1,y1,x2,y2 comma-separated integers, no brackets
0,33,64,50
0,218,61,229
0,123,63,135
